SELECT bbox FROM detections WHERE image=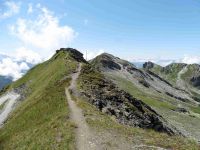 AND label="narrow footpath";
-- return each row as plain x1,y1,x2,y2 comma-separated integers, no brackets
65,63,96,150
65,63,169,150
176,65,188,90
